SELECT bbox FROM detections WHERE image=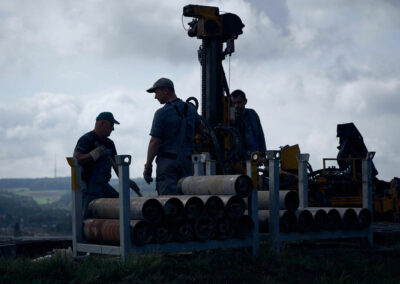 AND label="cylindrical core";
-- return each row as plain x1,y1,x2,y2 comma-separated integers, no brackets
296,209,313,233
198,195,225,219
215,216,233,240
173,219,193,242
87,197,163,223
245,190,299,212
178,175,253,197
193,217,216,241
83,219,152,246
219,195,245,219
156,197,185,221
